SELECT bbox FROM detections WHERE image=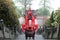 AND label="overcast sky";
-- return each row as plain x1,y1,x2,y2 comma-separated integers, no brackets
13,0,60,10
31,0,40,10
51,0,60,10
31,0,60,10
